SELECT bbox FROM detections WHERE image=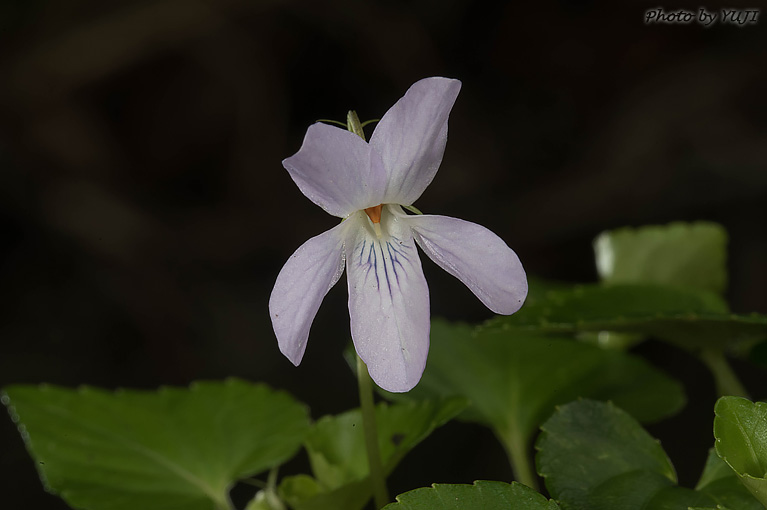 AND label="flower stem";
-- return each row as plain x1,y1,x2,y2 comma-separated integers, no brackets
699,348,749,398
498,429,539,491
356,354,390,509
